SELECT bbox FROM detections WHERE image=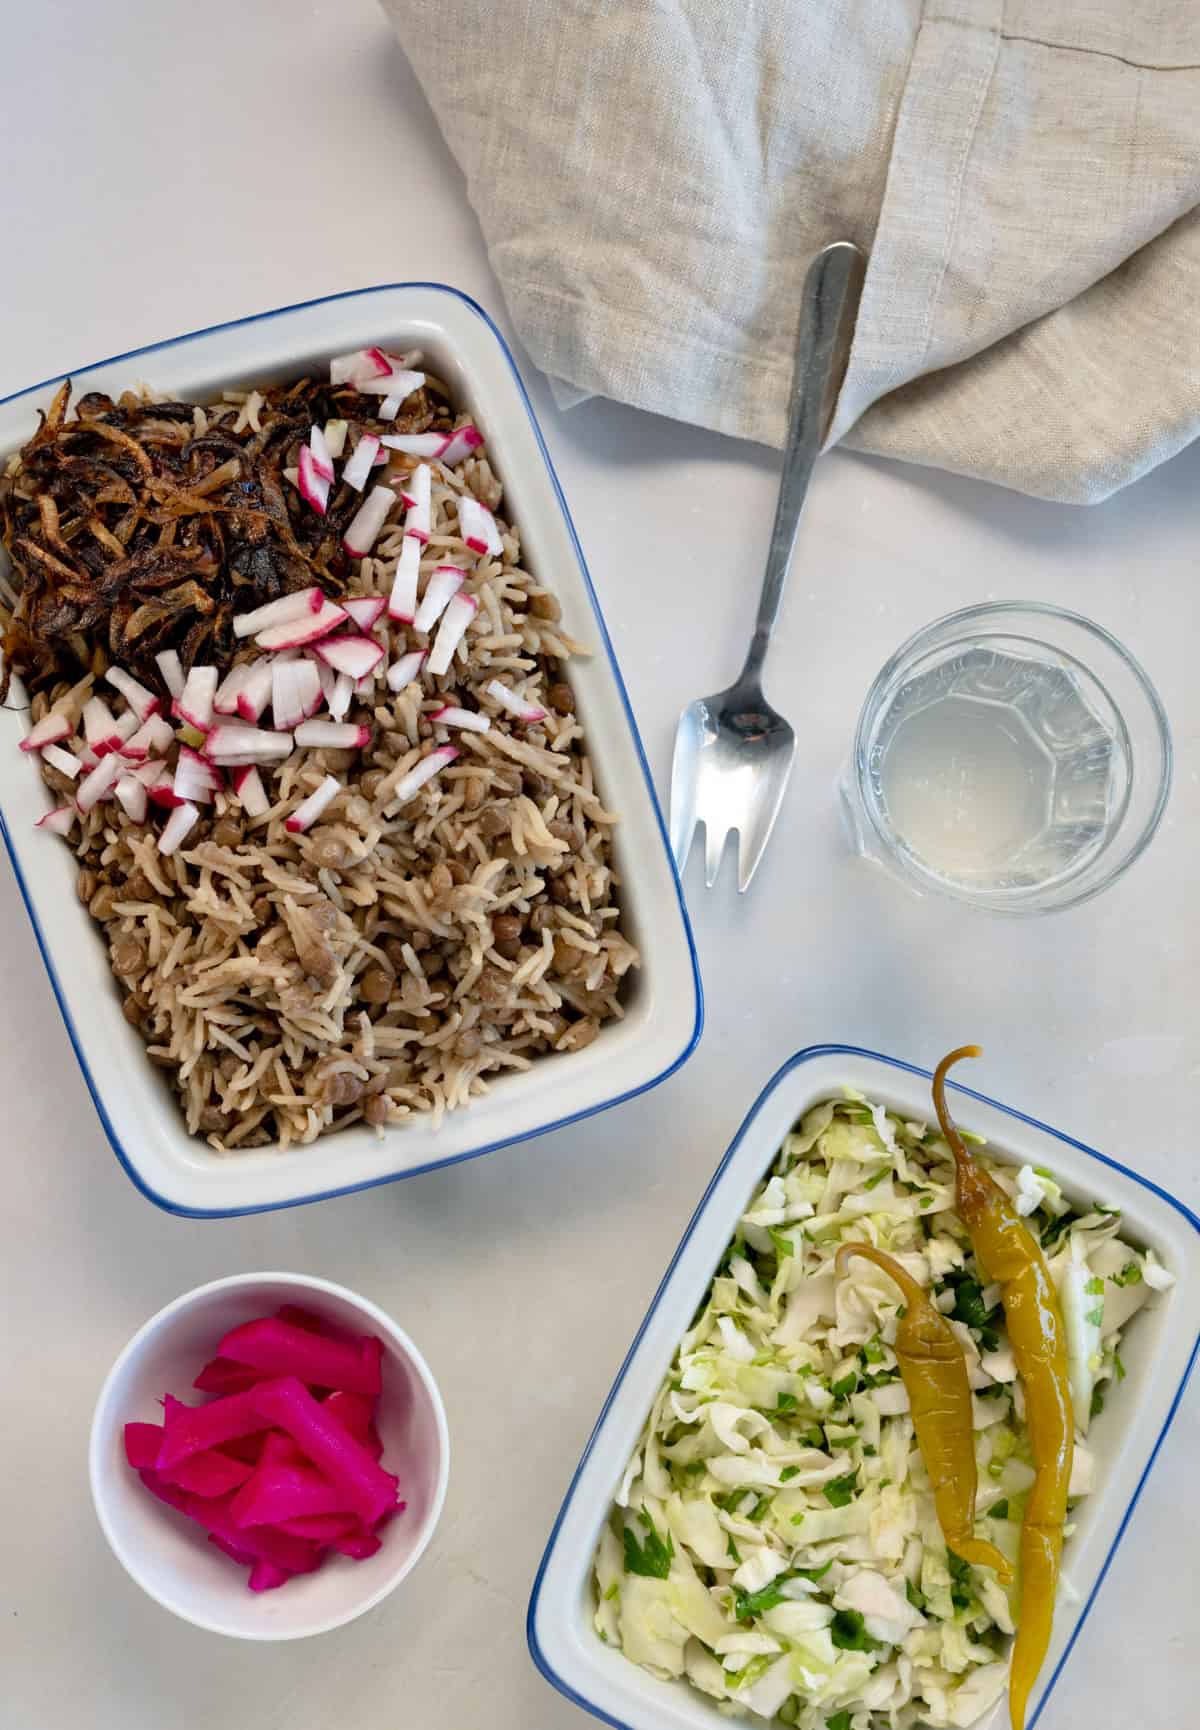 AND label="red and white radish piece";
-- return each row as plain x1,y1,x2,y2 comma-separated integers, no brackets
457,494,503,557
104,666,160,722
155,648,185,699
294,721,371,750
296,445,331,517
385,650,425,694
330,347,393,386
144,767,185,809
390,746,458,807
285,774,342,834
484,677,548,723
377,392,404,422
76,752,123,812
428,705,490,734
83,696,123,756
437,423,483,467
323,419,348,460
341,434,381,493
380,432,447,459
272,659,322,731
256,599,347,651
313,634,384,680
206,723,294,763
340,596,386,633
174,745,223,805
233,588,322,640
158,802,200,856
177,665,218,731
312,656,337,709
114,775,148,823
329,673,354,722
308,424,335,483
20,711,72,752
115,709,141,744
355,368,424,400
343,486,395,557
230,764,270,818
427,593,478,677
387,534,422,623
413,564,464,635
402,463,431,543
214,664,251,716
43,743,82,780
36,805,76,836
119,715,173,761
235,661,273,723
